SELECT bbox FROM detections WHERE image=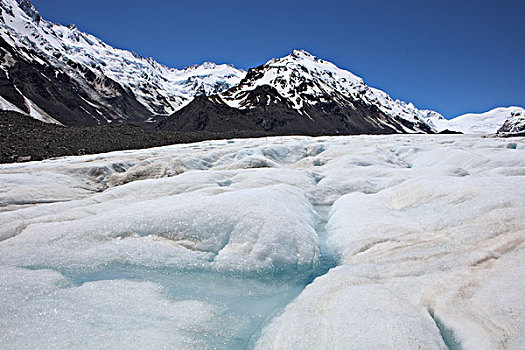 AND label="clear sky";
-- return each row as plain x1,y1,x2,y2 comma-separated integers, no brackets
32,0,524,119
